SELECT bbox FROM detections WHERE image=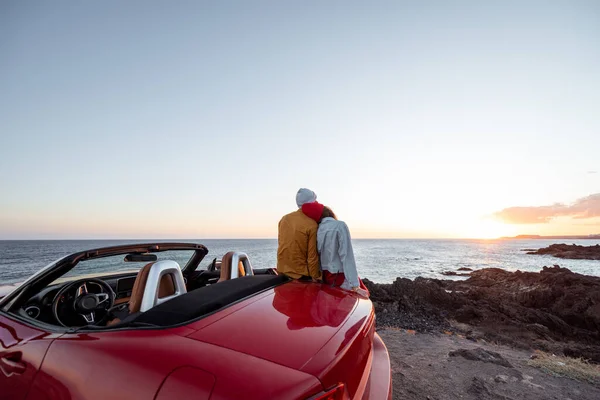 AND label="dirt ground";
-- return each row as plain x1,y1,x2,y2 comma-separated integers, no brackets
380,328,600,400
